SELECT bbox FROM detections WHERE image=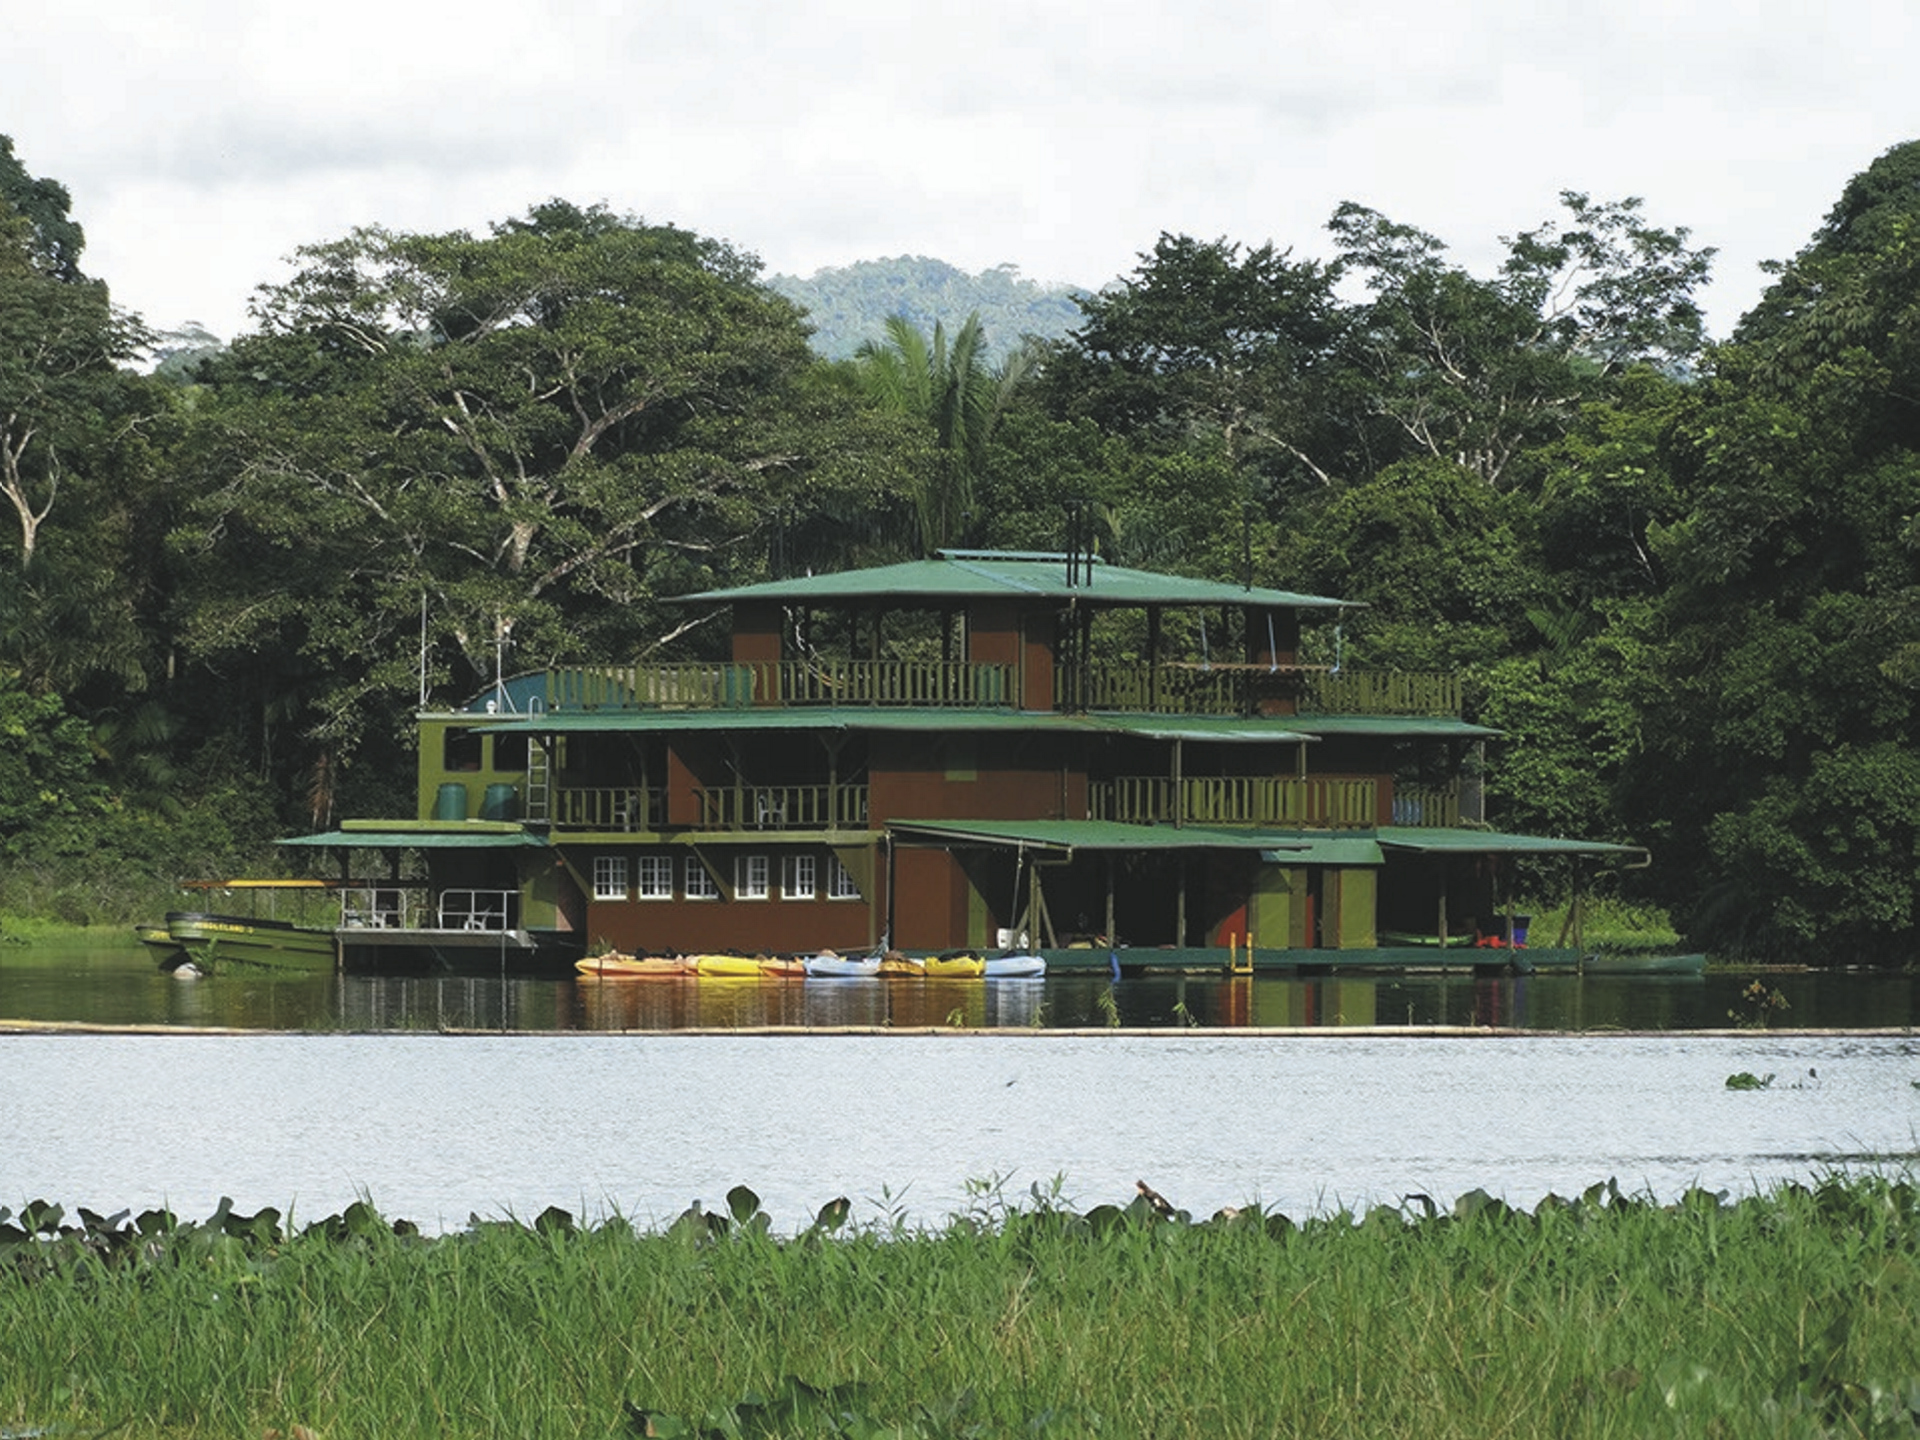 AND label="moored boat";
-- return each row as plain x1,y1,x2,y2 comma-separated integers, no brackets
690,953,767,979
140,911,338,974
805,950,883,979
924,952,987,978
575,953,691,980
1518,950,1708,976
983,953,1046,979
